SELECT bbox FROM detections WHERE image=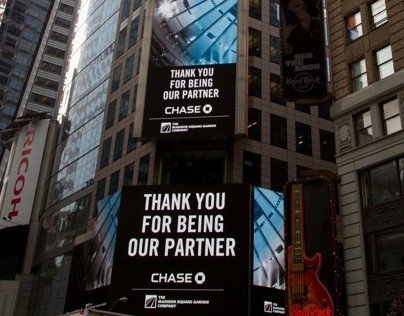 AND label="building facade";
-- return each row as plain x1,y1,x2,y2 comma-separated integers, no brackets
329,0,404,315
